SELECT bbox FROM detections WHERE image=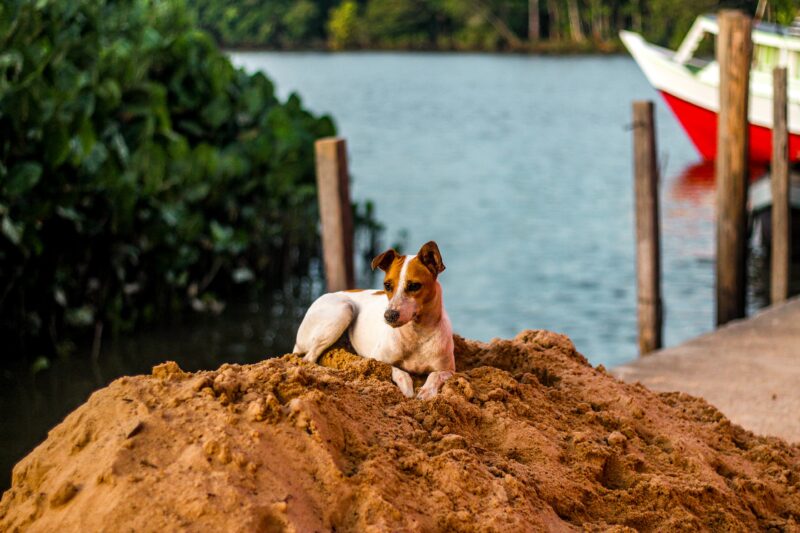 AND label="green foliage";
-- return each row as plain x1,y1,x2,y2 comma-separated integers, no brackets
451,15,502,50
0,0,369,358
189,0,336,49
327,0,362,50
283,0,321,46
644,0,717,49
363,0,435,49
186,0,789,52
771,0,798,25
